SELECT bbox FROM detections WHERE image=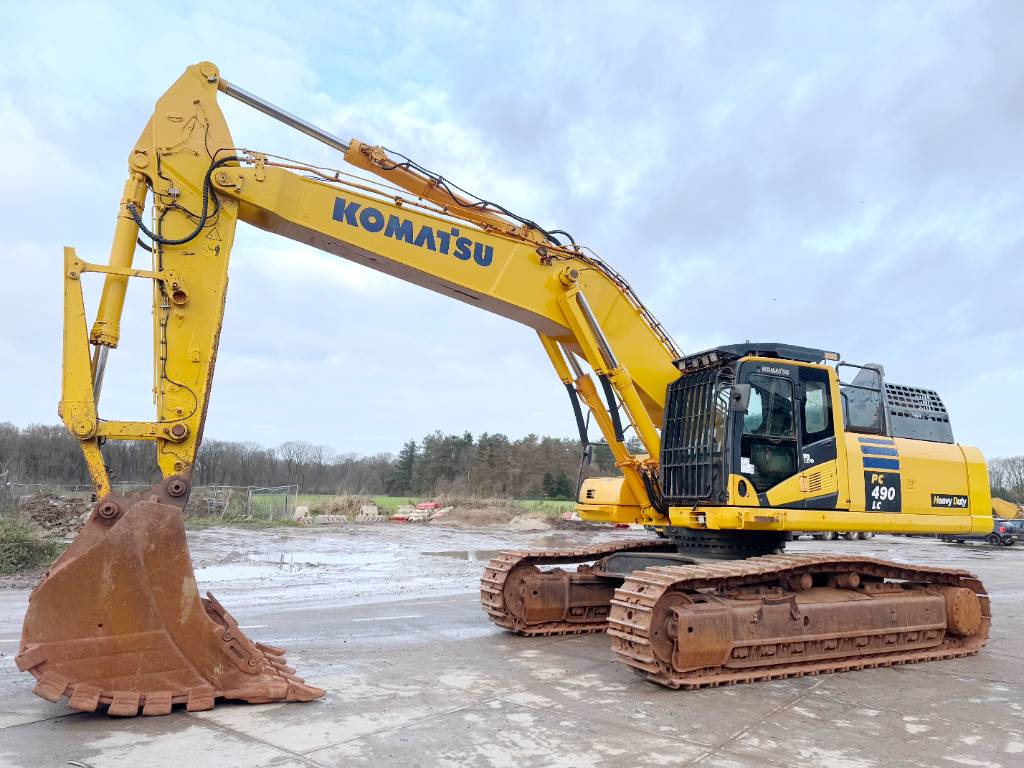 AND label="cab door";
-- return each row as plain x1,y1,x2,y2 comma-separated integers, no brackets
794,366,840,507
734,362,839,508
